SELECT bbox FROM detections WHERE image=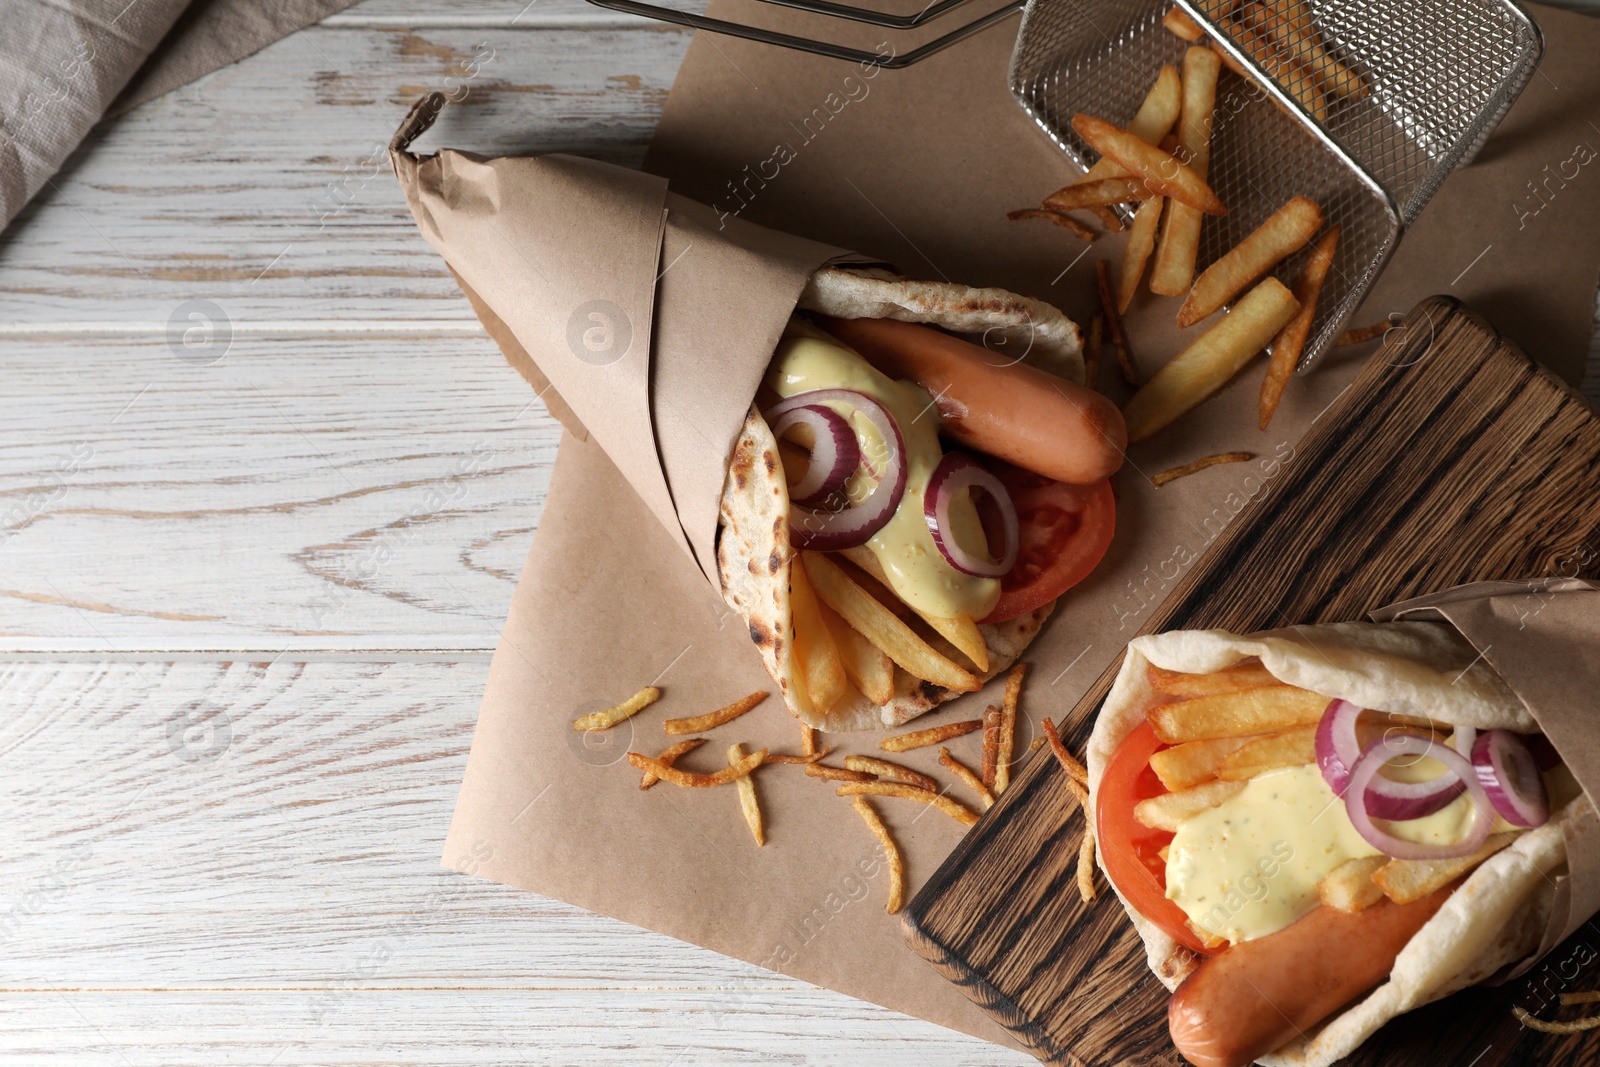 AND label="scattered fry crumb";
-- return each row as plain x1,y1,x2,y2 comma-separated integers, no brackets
765,750,830,765
1336,321,1389,346
627,747,765,788
939,747,995,810
1007,207,1098,243
995,663,1026,794
1042,717,1091,807
729,743,765,846
1152,452,1255,487
1077,831,1098,902
880,719,984,752
1030,737,1048,751
845,755,939,793
572,686,660,731
981,704,1001,789
663,690,767,735
1085,311,1104,388
1513,1004,1600,1034
835,781,979,827
851,797,905,913
1095,259,1141,387
805,762,875,783
800,721,817,757
639,737,707,790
